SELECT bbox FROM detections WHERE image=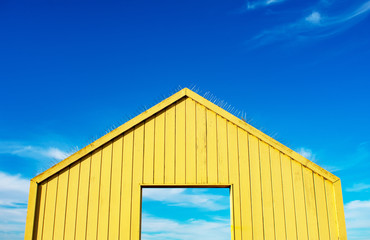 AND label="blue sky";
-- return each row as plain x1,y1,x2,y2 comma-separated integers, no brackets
141,188,230,240
0,0,369,239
